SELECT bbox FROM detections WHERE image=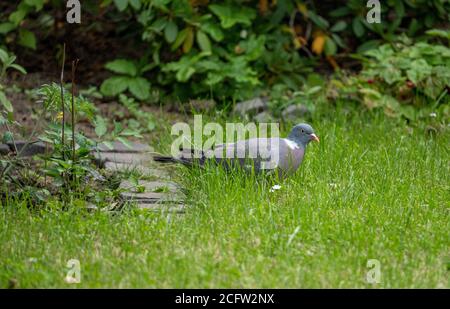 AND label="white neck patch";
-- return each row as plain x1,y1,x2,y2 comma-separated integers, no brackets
284,138,300,150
